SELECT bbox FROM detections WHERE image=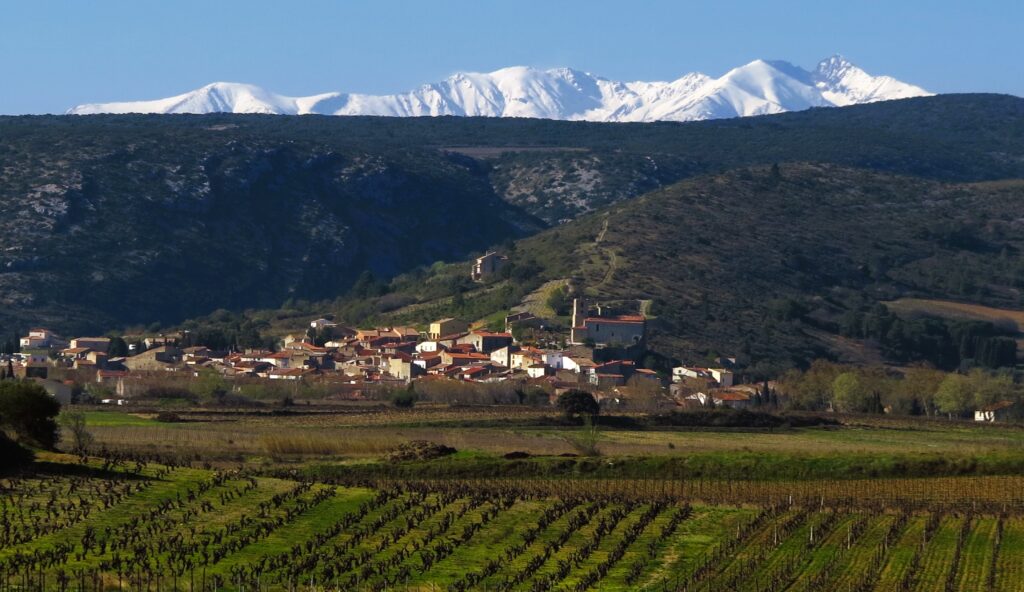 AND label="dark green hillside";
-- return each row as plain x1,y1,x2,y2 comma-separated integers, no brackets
2,93,1022,225
0,140,541,334
1,94,1023,334
334,165,1024,369
532,166,1024,367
